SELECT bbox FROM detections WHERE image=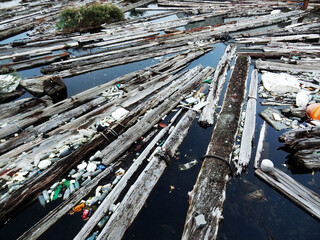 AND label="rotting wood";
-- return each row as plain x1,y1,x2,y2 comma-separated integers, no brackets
0,50,207,158
234,34,320,44
17,163,118,240
199,44,236,126
74,111,182,240
254,121,267,169
279,126,320,145
236,69,258,174
0,53,70,72
0,65,212,225
294,148,320,169
101,66,214,166
255,59,320,73
182,55,250,240
96,110,196,240
255,167,320,220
